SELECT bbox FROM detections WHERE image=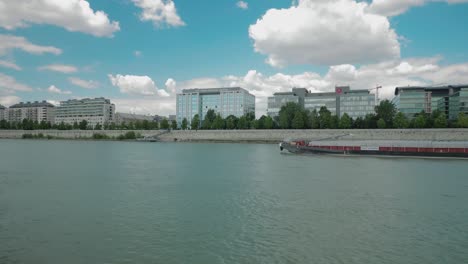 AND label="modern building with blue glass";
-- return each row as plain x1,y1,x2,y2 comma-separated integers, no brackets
393,84,468,120
267,87,376,119
176,87,255,127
